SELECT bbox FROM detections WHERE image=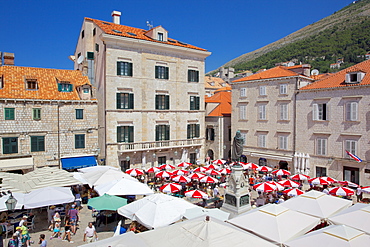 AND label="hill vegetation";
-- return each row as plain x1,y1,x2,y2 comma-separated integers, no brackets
212,0,370,74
